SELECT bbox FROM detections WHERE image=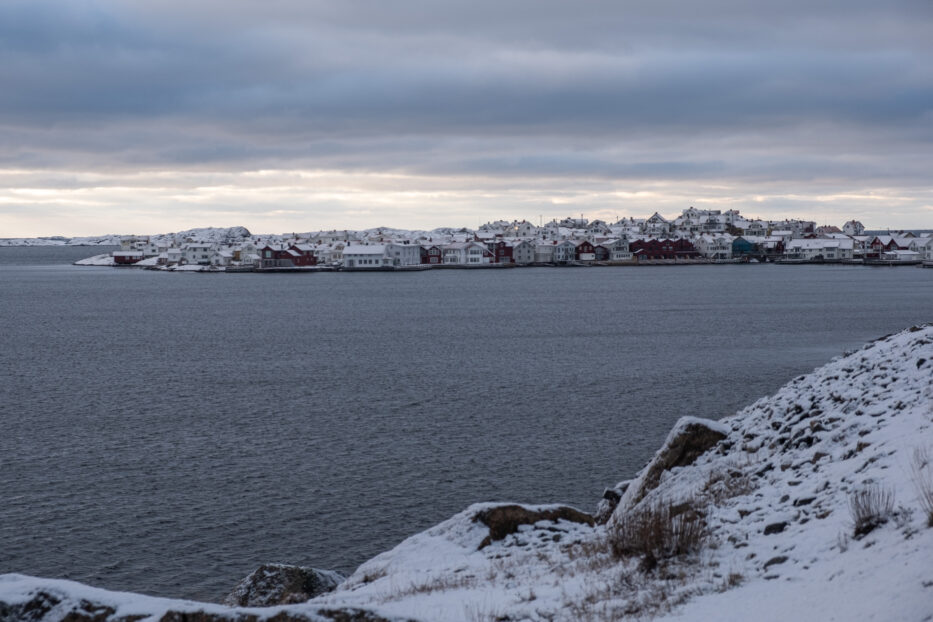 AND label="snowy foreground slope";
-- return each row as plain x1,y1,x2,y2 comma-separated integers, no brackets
3,326,932,621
